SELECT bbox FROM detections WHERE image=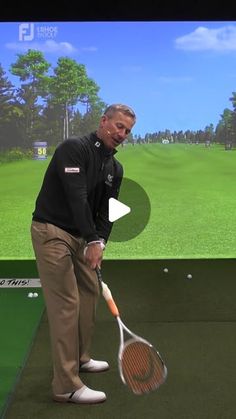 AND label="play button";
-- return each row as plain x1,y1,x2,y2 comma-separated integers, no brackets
109,198,131,222
109,177,151,242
